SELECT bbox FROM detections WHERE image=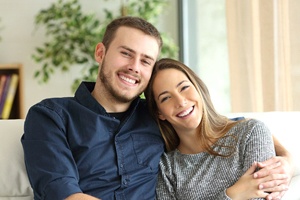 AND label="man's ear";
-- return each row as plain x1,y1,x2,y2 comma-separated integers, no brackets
95,43,106,63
